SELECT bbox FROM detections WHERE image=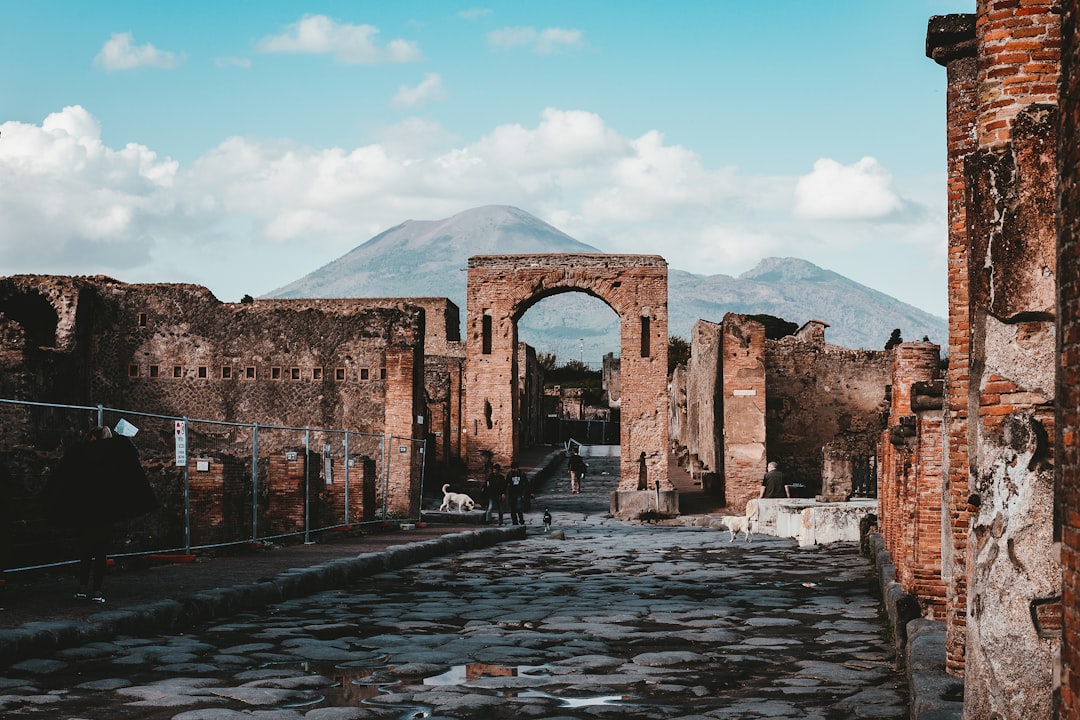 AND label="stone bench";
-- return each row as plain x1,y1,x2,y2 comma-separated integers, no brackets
749,498,878,546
